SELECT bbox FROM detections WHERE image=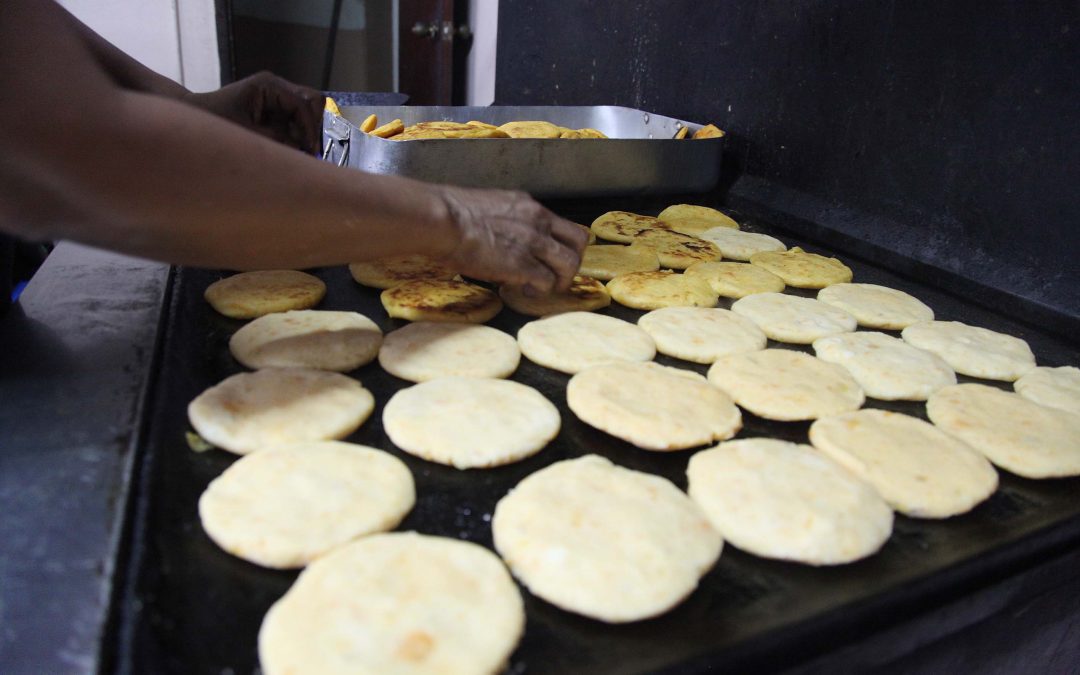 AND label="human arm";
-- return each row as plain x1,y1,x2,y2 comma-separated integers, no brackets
0,0,584,289
53,3,326,154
